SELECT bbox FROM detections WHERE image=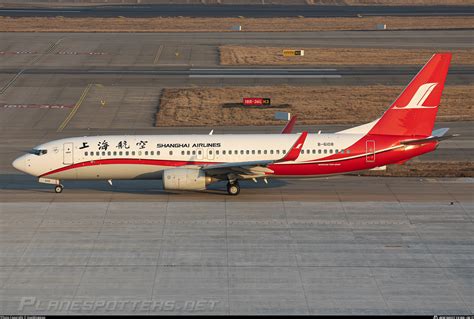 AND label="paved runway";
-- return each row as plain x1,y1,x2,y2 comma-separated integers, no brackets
0,29,473,315
1,4,472,18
